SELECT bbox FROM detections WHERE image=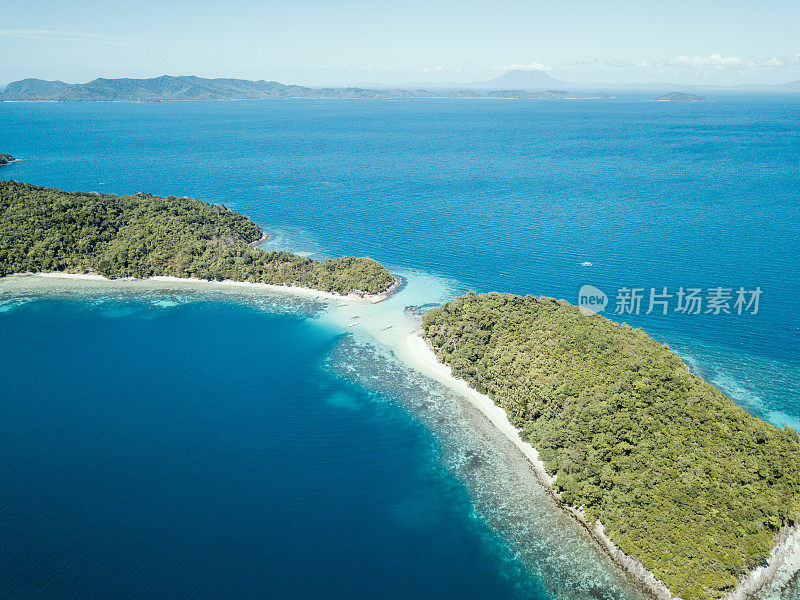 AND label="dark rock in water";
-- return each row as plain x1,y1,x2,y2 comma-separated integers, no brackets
586,585,615,600
405,304,431,319
463,449,486,470
0,154,16,165
405,302,441,317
